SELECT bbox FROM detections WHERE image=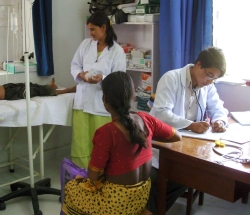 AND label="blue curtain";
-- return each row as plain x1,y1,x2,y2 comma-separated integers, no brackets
32,0,54,76
159,0,212,77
